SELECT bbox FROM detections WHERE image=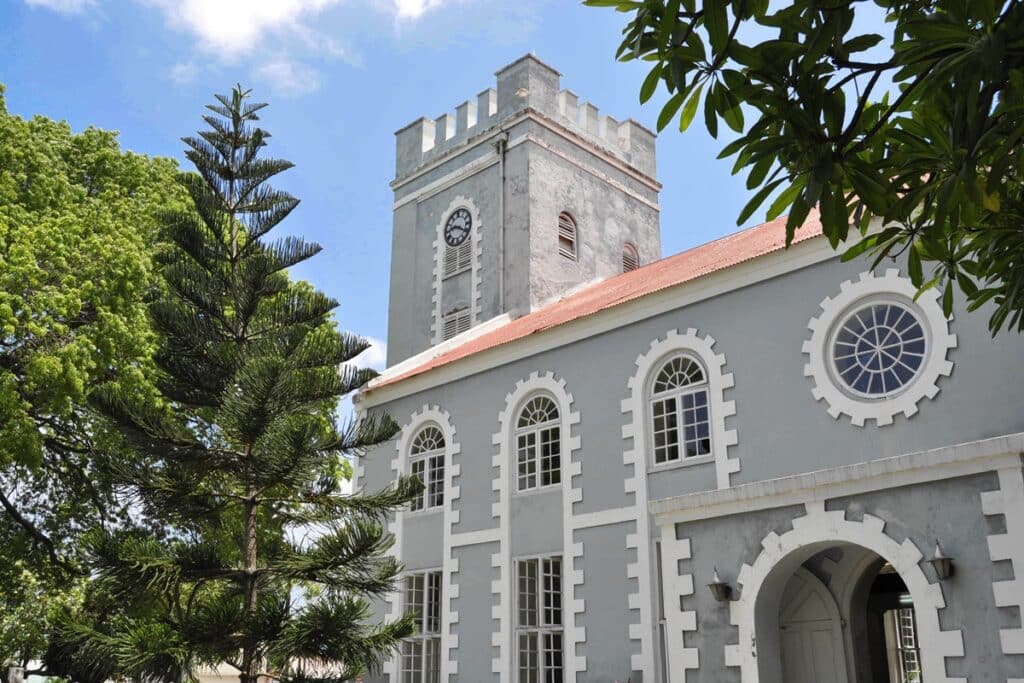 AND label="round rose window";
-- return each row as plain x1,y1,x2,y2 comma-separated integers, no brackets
831,301,927,398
